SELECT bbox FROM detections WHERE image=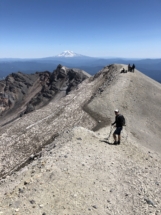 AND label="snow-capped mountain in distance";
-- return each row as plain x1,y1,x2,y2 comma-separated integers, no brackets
56,50,84,58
